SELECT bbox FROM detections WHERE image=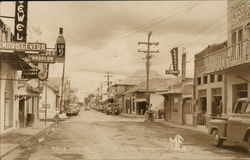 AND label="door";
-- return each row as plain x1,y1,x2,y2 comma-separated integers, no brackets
166,98,171,121
19,99,25,128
